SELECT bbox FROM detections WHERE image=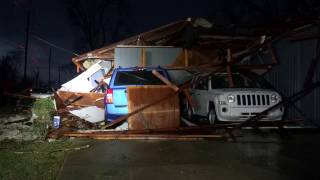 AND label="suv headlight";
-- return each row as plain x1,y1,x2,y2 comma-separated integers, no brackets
271,94,278,103
227,95,235,103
